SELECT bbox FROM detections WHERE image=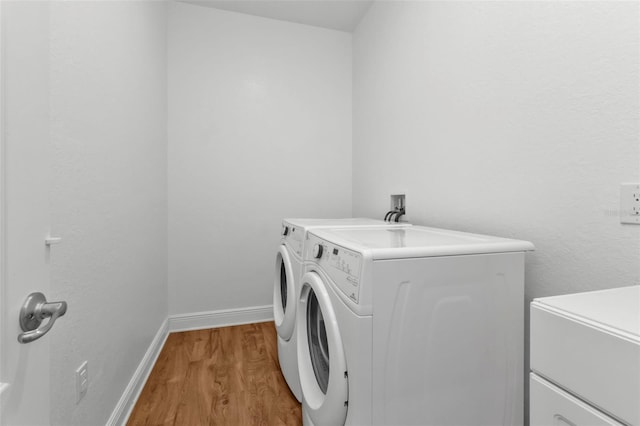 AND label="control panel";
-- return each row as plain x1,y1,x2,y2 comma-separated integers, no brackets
282,224,304,257
308,237,362,303
328,246,360,279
